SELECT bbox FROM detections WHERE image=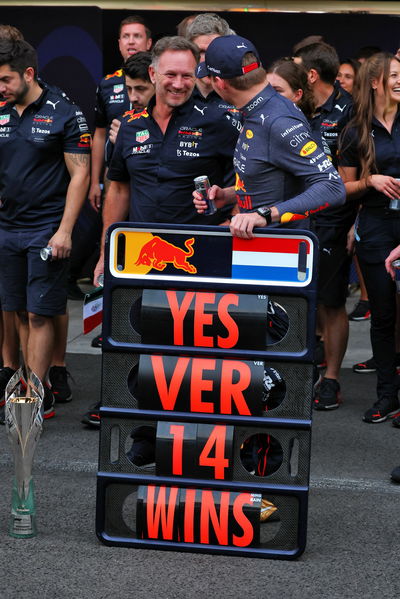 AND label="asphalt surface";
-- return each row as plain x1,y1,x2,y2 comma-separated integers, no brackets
0,295,399,599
